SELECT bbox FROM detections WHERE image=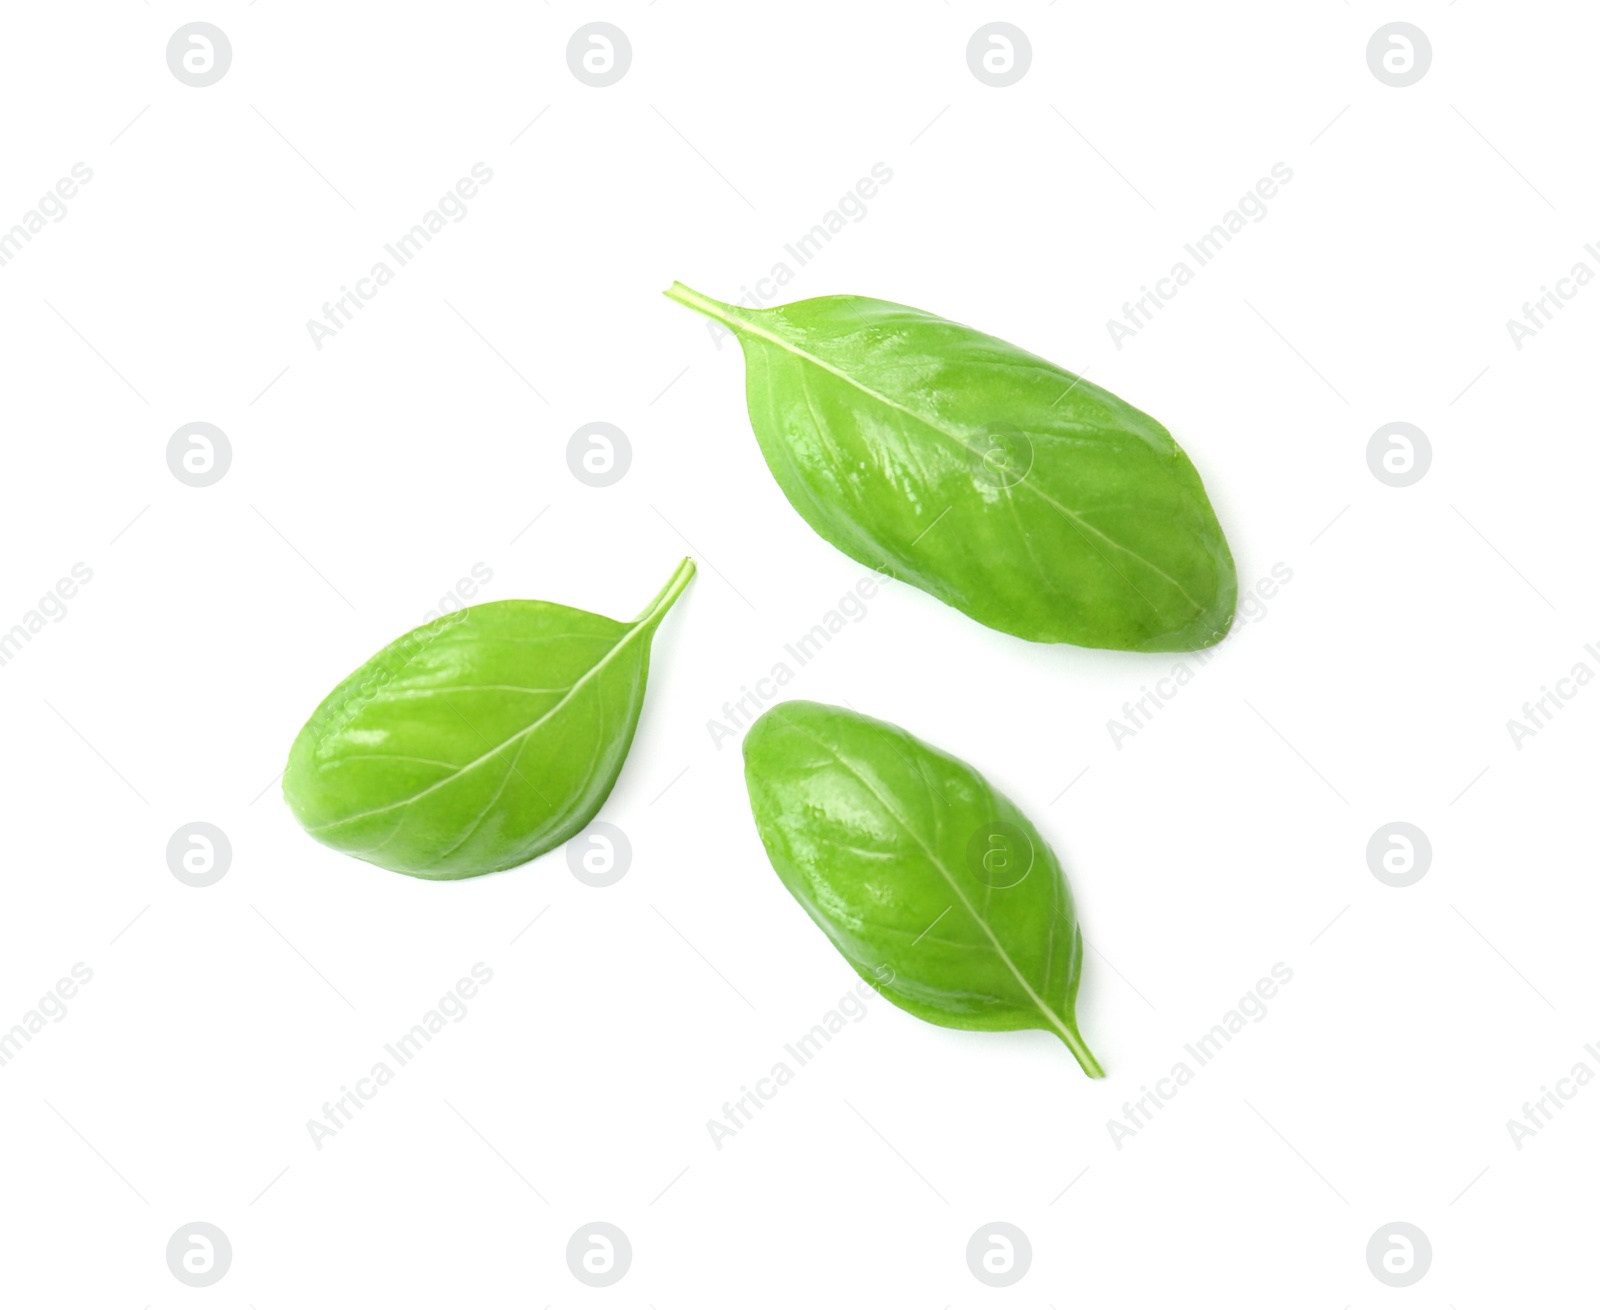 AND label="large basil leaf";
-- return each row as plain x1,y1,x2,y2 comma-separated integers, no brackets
668,282,1235,652
743,699,1103,1076
283,559,695,879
